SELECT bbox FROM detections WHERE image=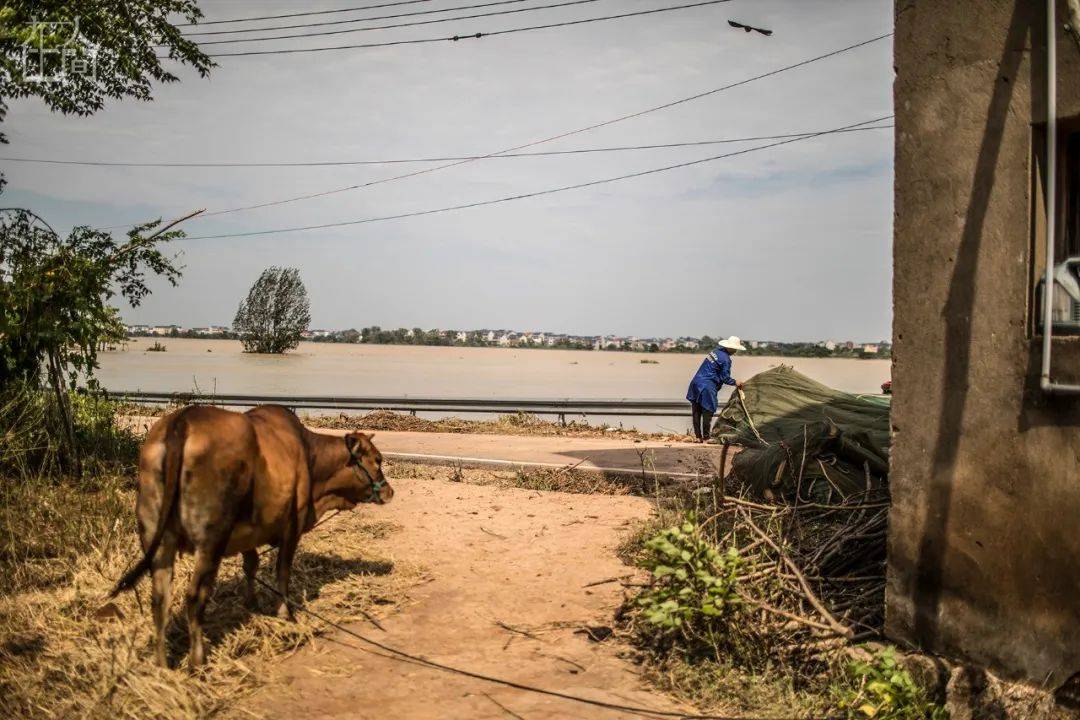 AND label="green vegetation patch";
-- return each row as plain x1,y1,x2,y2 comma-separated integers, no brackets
623,515,947,719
